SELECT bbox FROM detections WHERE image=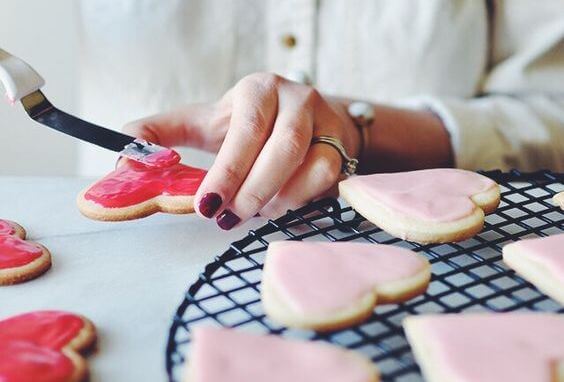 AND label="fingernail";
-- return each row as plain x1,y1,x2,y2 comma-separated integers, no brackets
198,192,223,218
216,209,241,230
